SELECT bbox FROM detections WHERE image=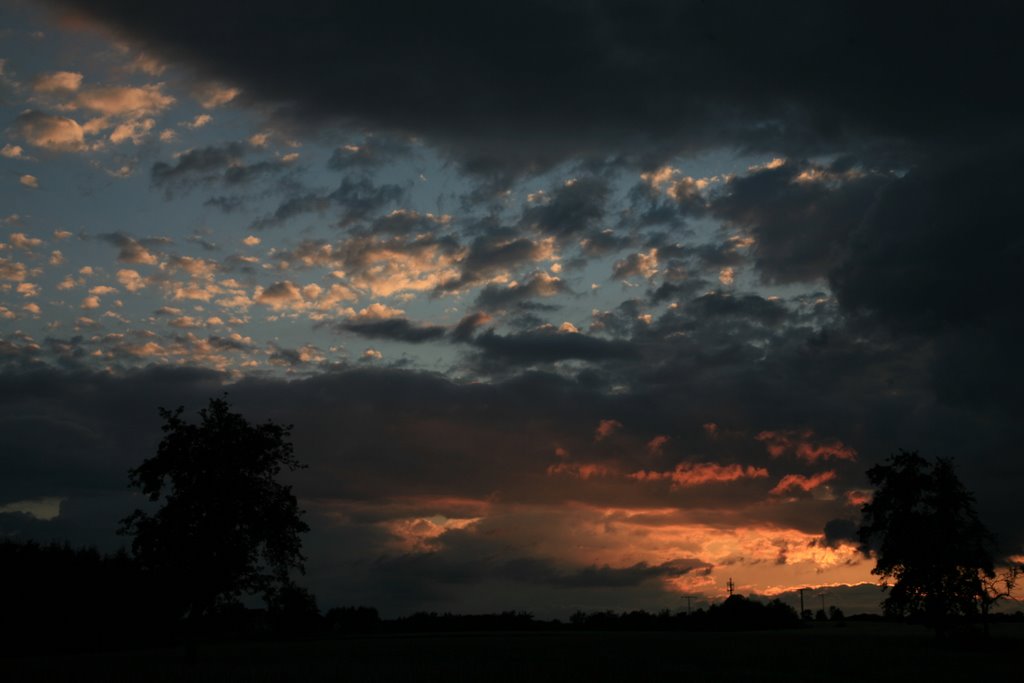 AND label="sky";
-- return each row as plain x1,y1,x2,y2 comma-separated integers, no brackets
1,0,1022,618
